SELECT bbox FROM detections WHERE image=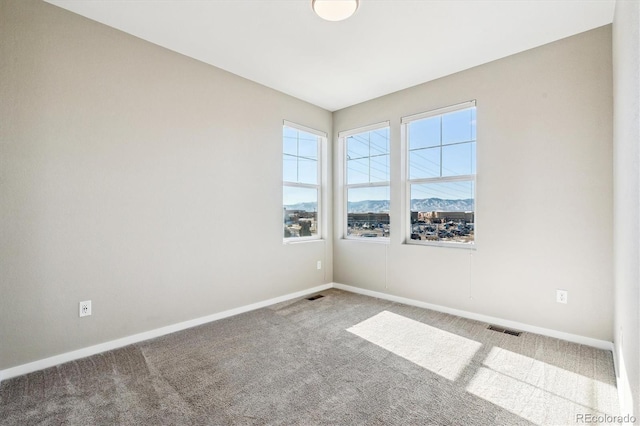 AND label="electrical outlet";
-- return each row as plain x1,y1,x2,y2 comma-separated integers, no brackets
79,300,92,317
317,260,322,270
556,290,568,304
